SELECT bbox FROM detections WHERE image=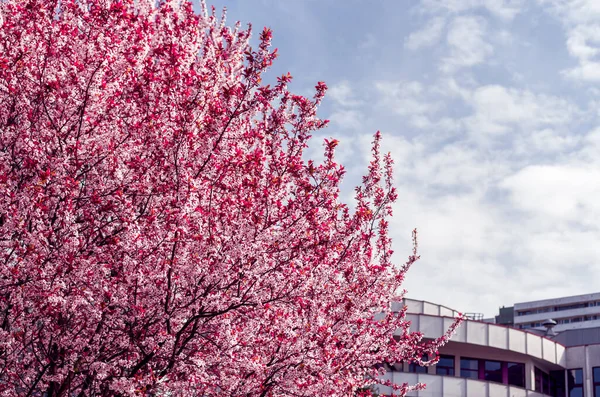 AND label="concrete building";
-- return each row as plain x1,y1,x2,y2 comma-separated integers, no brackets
377,298,600,397
513,293,600,332
496,306,515,327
